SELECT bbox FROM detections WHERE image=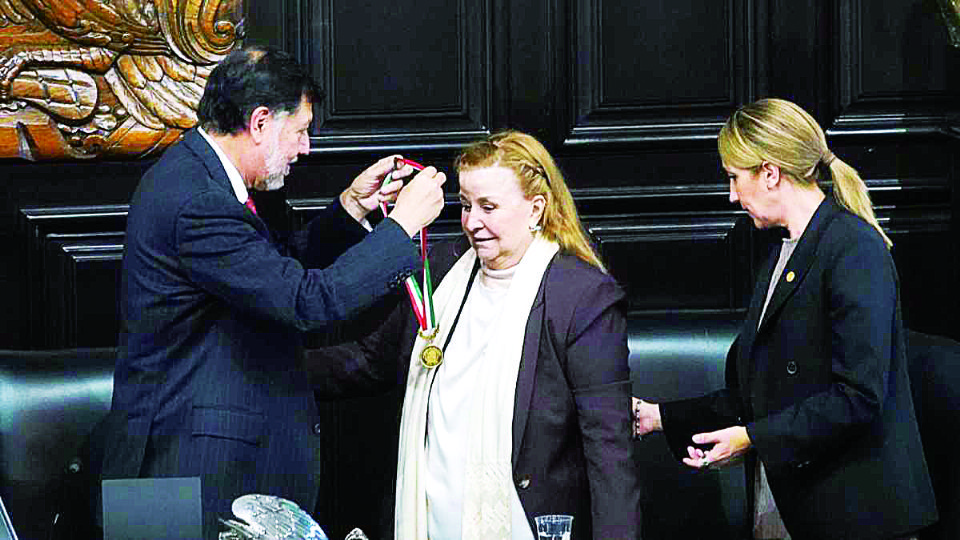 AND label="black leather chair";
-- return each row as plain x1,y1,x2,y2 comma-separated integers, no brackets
628,312,748,540
0,348,115,540
2,326,952,540
907,331,960,540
